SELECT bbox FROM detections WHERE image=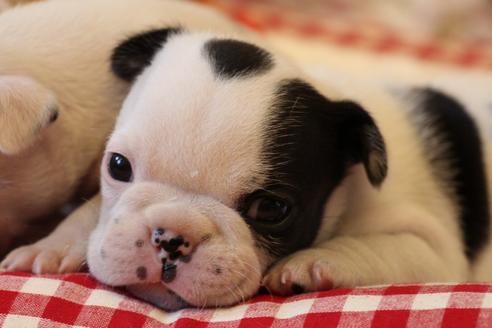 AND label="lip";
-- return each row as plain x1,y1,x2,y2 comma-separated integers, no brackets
126,283,190,311
126,268,256,310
